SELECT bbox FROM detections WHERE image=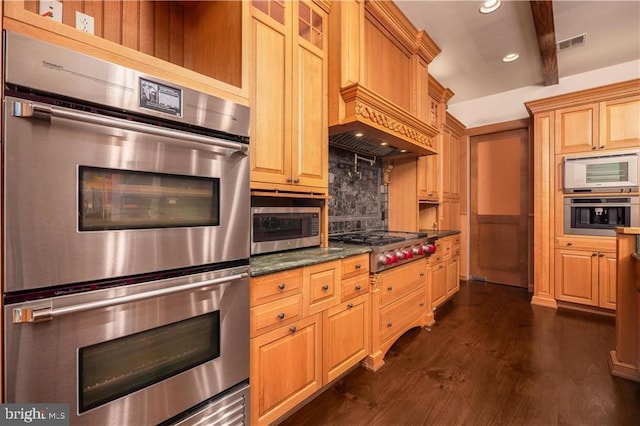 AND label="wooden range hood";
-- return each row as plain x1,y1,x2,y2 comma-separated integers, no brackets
327,0,441,157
